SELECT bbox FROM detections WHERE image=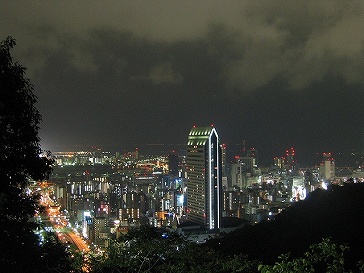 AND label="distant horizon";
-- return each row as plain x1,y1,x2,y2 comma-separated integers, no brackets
43,142,363,168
